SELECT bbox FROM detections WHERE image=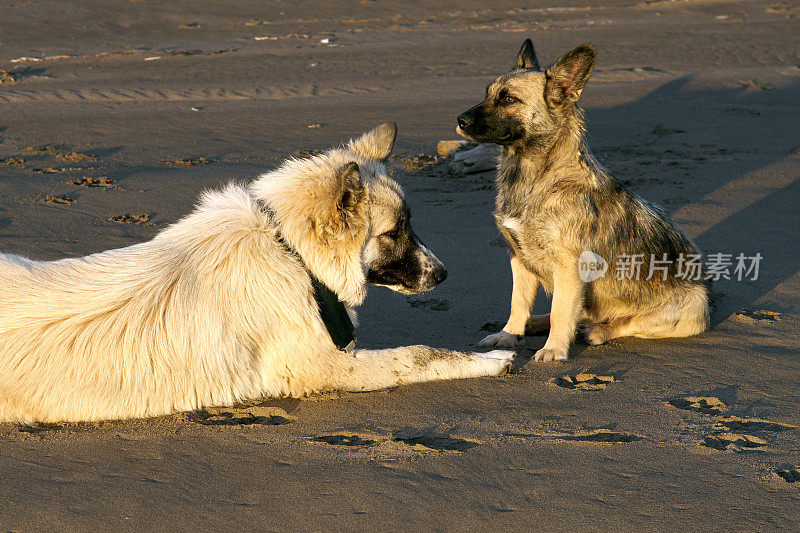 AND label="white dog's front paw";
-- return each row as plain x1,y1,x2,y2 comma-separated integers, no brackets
533,347,568,362
478,330,525,349
482,349,515,360
473,350,515,376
